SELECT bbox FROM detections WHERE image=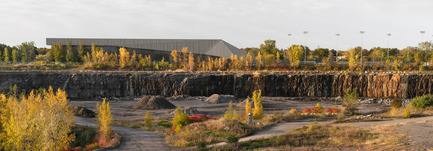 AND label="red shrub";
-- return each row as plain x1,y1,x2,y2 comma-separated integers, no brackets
325,108,333,113
310,108,317,113
302,108,311,113
188,114,216,123
331,108,340,113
